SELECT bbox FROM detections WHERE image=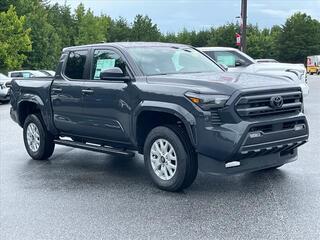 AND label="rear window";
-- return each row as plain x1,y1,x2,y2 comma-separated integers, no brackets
64,50,88,79
11,72,23,78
